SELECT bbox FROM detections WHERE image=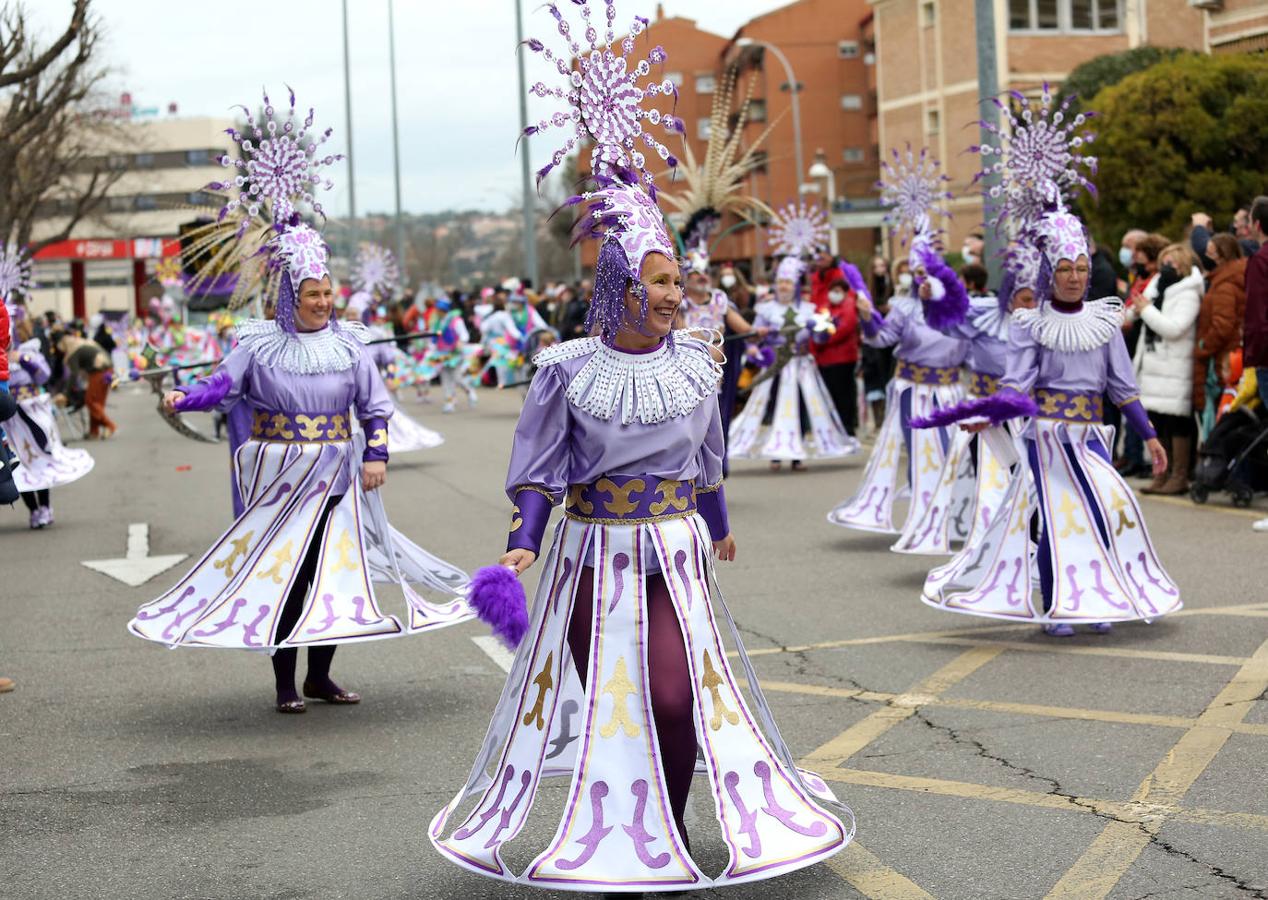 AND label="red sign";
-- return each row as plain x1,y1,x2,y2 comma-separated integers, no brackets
33,237,180,261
